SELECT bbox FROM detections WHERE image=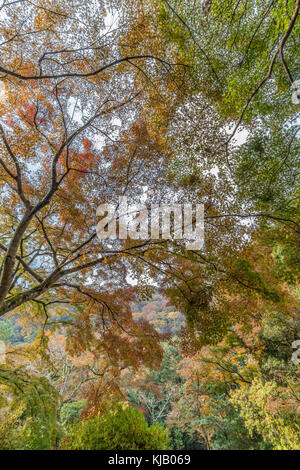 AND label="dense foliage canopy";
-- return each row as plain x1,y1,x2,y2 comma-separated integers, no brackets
0,0,299,450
